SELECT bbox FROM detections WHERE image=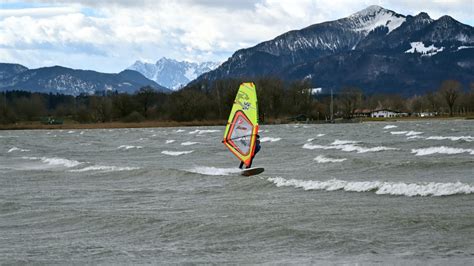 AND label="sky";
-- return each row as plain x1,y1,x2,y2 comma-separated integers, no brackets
1,0,473,73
